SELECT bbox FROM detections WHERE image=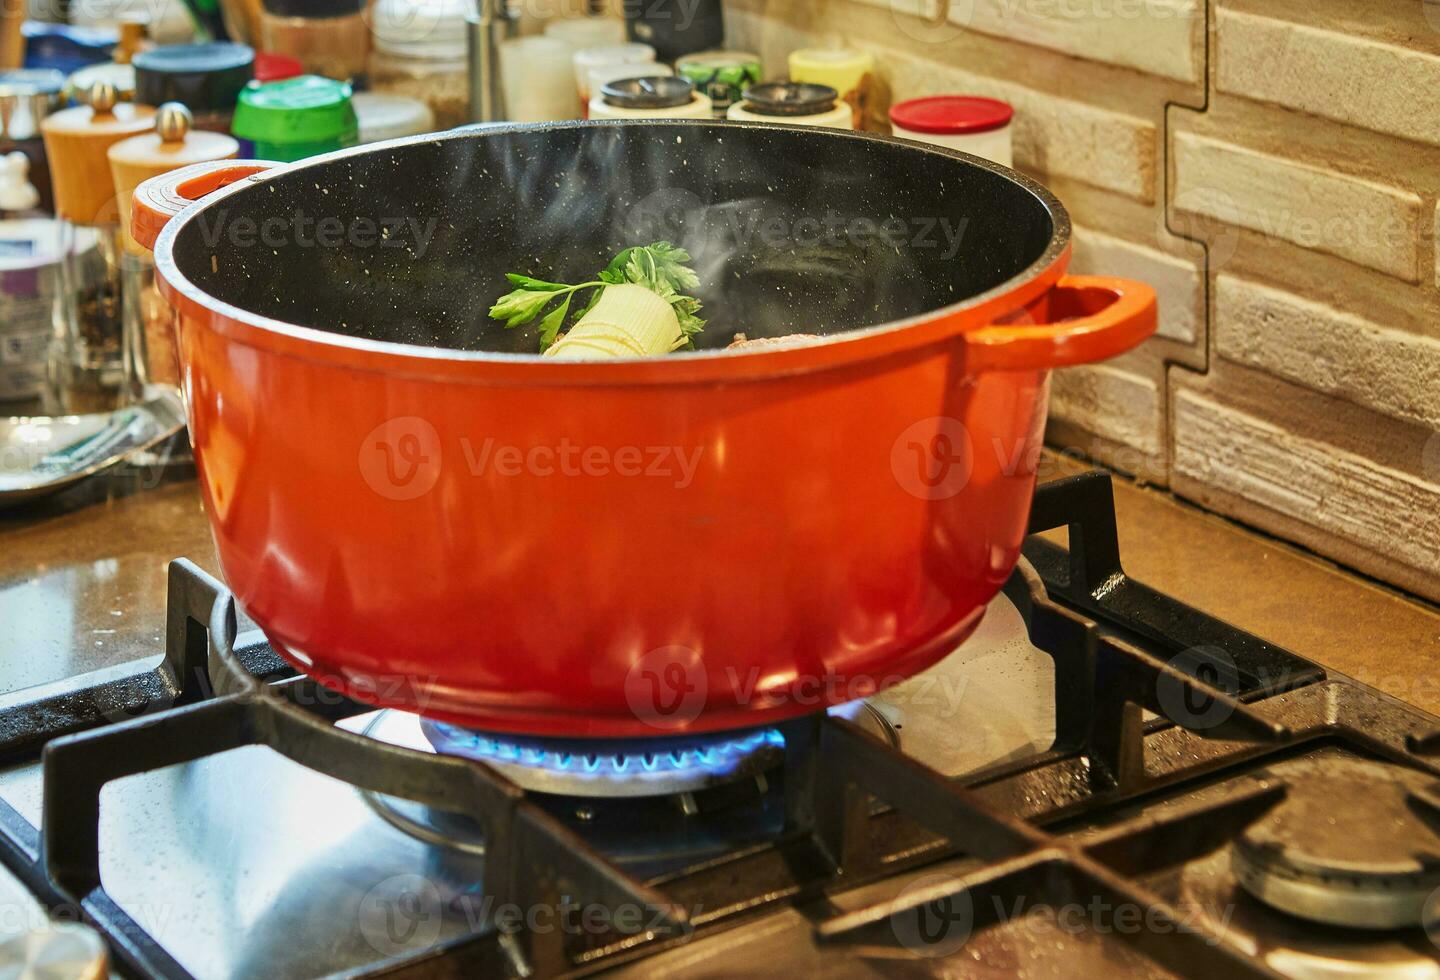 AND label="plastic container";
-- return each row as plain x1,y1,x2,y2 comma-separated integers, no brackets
542,17,626,50
676,50,759,118
572,42,654,106
890,95,1013,167
352,92,435,143
133,43,256,134
583,61,672,118
231,75,357,162
788,48,874,130
588,76,710,120
368,0,470,130
259,0,369,84
499,36,580,122
22,24,118,76
726,81,851,129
